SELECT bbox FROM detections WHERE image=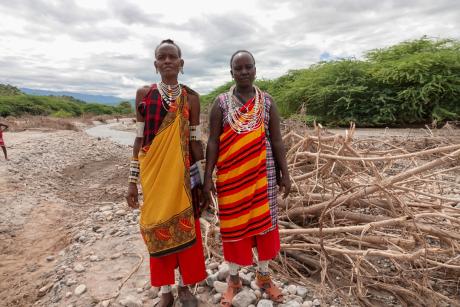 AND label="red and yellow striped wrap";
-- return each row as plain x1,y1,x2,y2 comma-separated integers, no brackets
216,123,272,242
